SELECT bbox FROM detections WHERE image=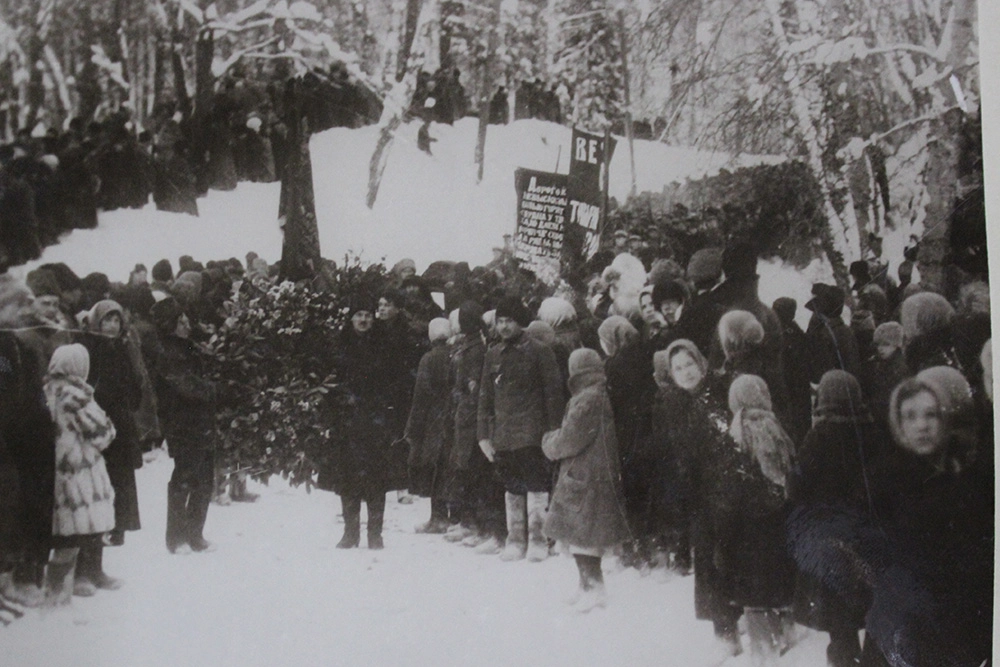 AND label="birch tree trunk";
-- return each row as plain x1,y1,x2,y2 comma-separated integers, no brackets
474,0,503,183
366,0,438,209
